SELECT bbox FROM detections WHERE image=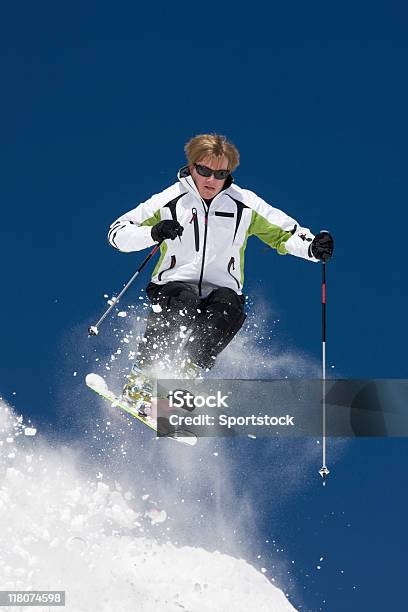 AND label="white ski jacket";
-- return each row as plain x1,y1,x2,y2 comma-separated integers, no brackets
108,167,318,296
